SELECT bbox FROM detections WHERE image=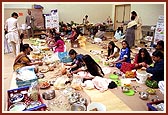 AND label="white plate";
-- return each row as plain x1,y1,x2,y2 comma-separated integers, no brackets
9,102,27,111
87,102,106,111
